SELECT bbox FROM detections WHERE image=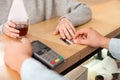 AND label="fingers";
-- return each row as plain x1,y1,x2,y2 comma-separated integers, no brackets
3,21,19,38
61,18,76,39
64,21,76,39
7,21,16,28
73,28,93,44
73,37,86,44
54,18,76,40
74,29,85,39
64,18,76,34
53,21,67,39
74,27,93,39
59,21,75,39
